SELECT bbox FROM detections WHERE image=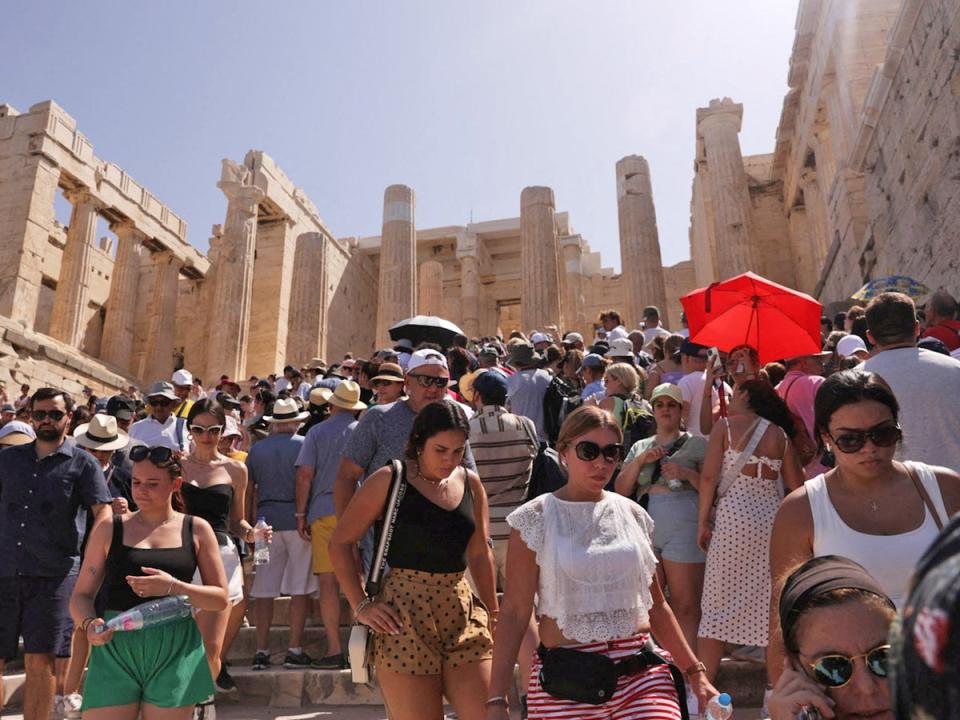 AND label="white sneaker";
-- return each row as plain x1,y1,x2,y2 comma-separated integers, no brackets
61,693,83,719
193,696,217,719
49,694,63,720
